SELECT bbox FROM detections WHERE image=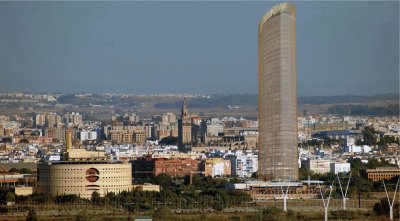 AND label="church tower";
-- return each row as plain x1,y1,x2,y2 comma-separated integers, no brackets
178,98,192,150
